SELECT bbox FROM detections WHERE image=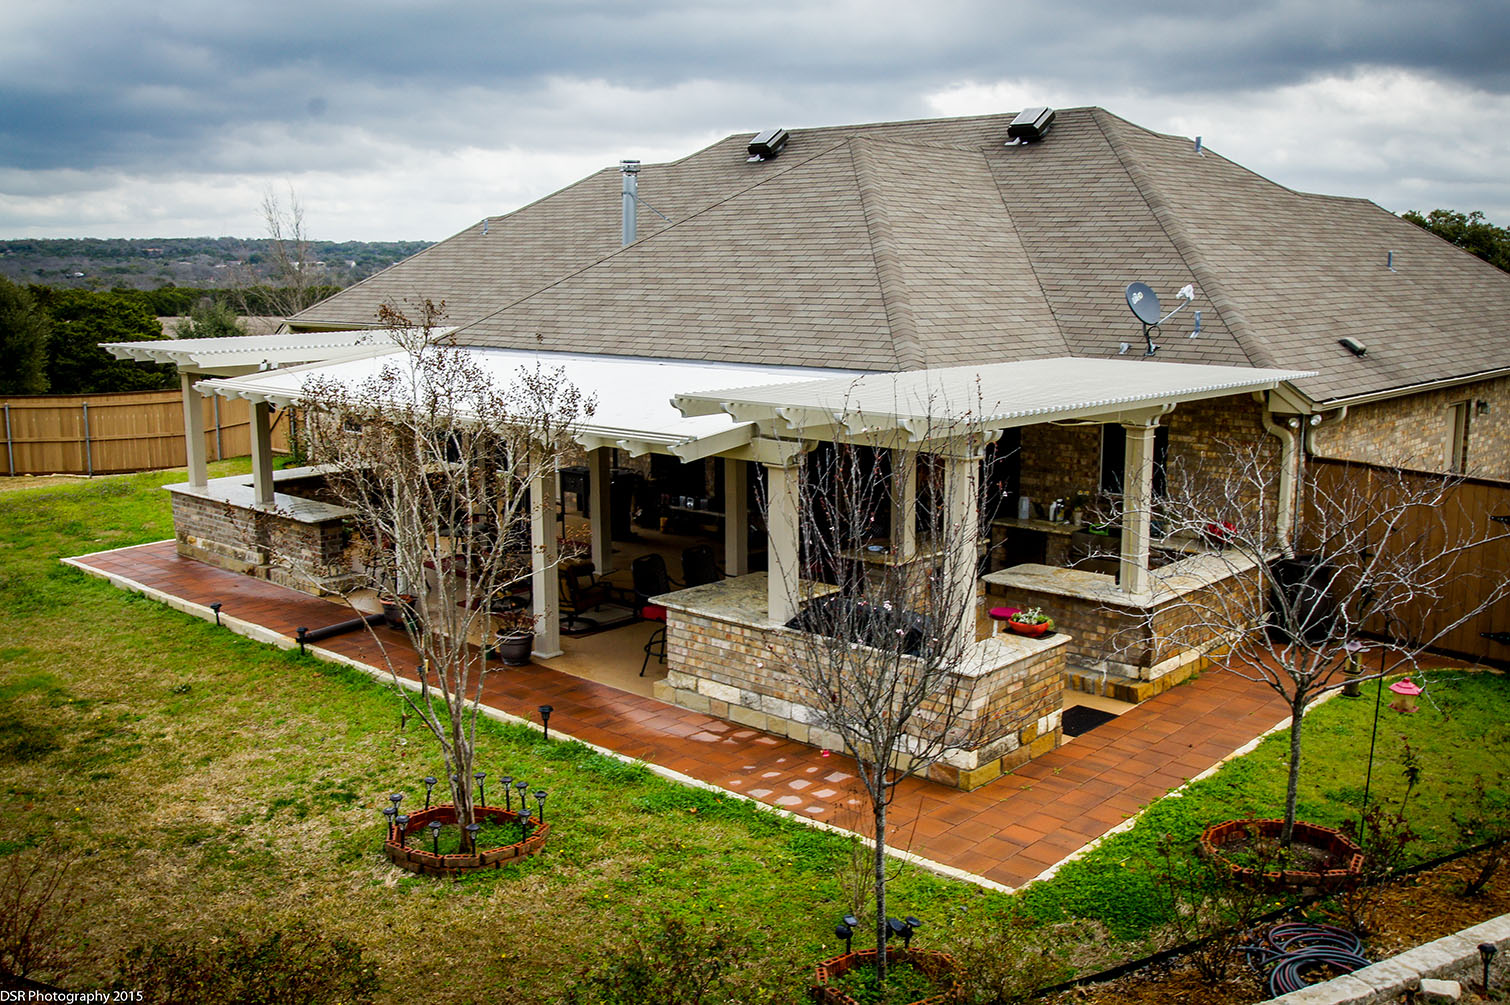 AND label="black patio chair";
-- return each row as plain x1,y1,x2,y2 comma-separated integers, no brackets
632,554,678,675
680,544,722,588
